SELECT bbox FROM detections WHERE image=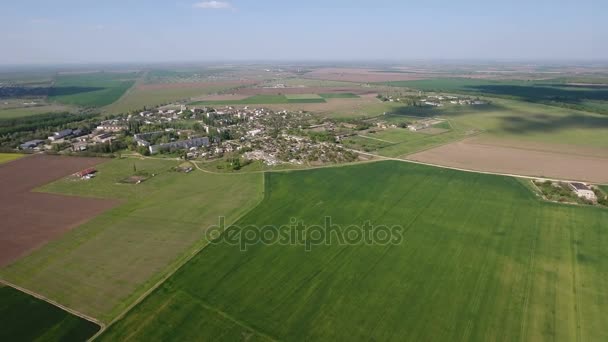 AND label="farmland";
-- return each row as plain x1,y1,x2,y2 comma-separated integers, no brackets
191,94,327,105
100,161,608,341
0,157,264,322
381,78,608,114
0,285,100,341
0,153,23,164
49,72,138,107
